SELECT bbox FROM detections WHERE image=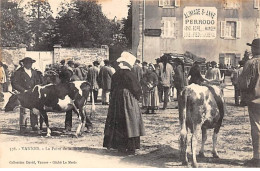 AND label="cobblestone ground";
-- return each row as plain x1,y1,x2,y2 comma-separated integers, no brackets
0,77,253,168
